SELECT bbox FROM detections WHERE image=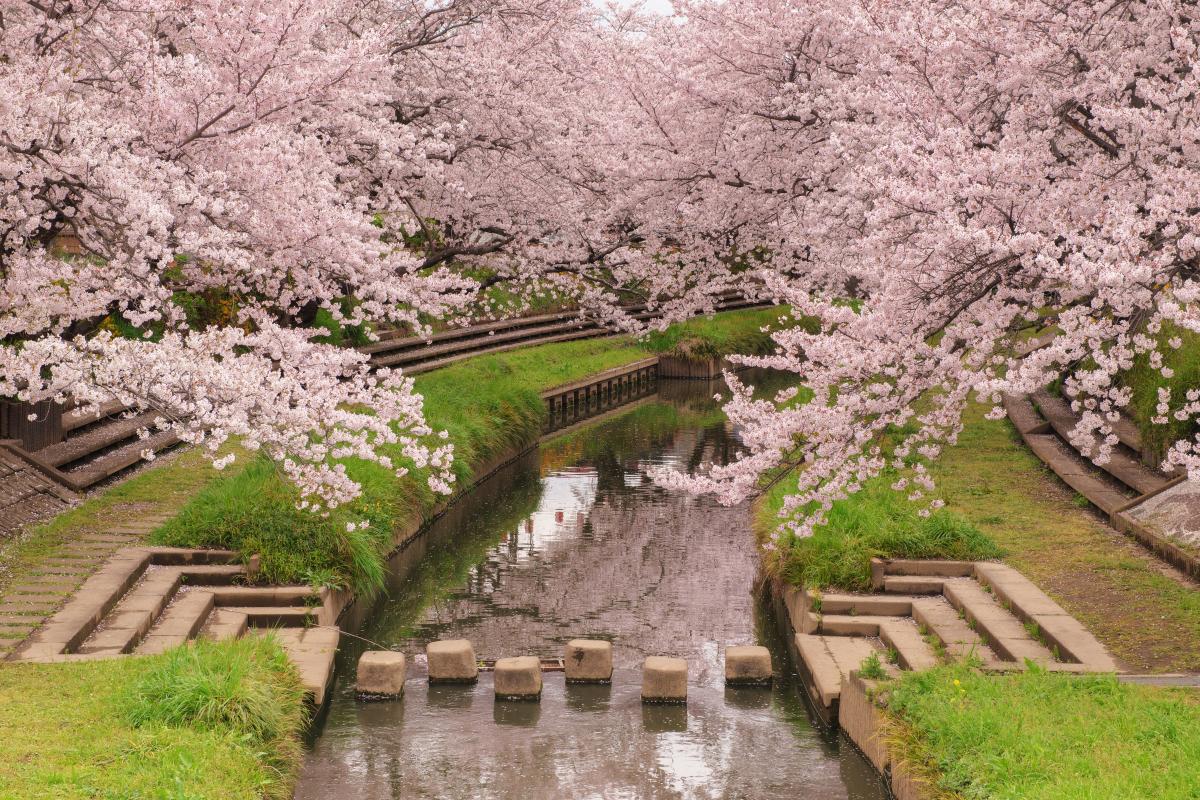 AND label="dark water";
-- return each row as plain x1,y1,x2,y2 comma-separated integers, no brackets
297,379,887,800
